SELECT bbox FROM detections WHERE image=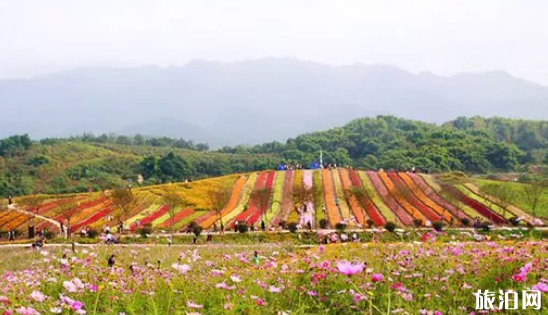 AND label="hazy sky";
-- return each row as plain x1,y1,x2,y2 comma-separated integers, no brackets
1,0,547,85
